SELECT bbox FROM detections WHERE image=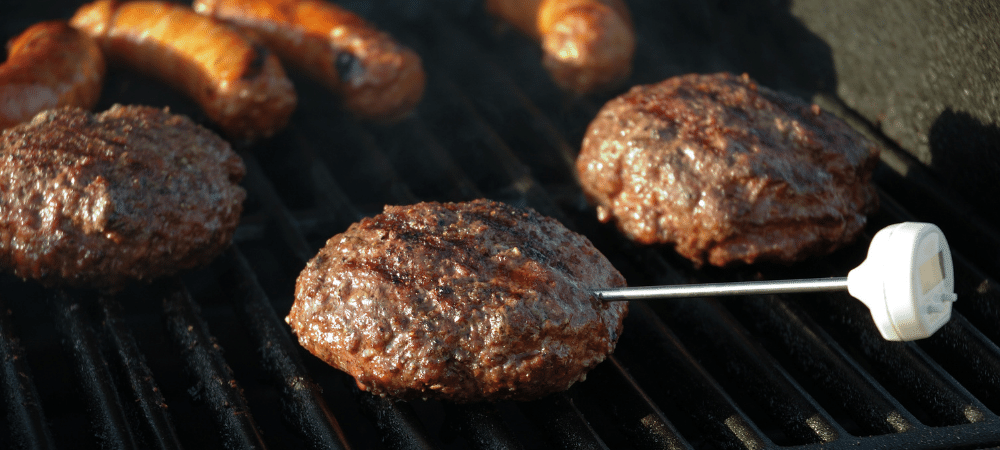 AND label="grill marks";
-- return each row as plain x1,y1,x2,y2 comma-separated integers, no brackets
287,199,627,402
355,202,568,293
